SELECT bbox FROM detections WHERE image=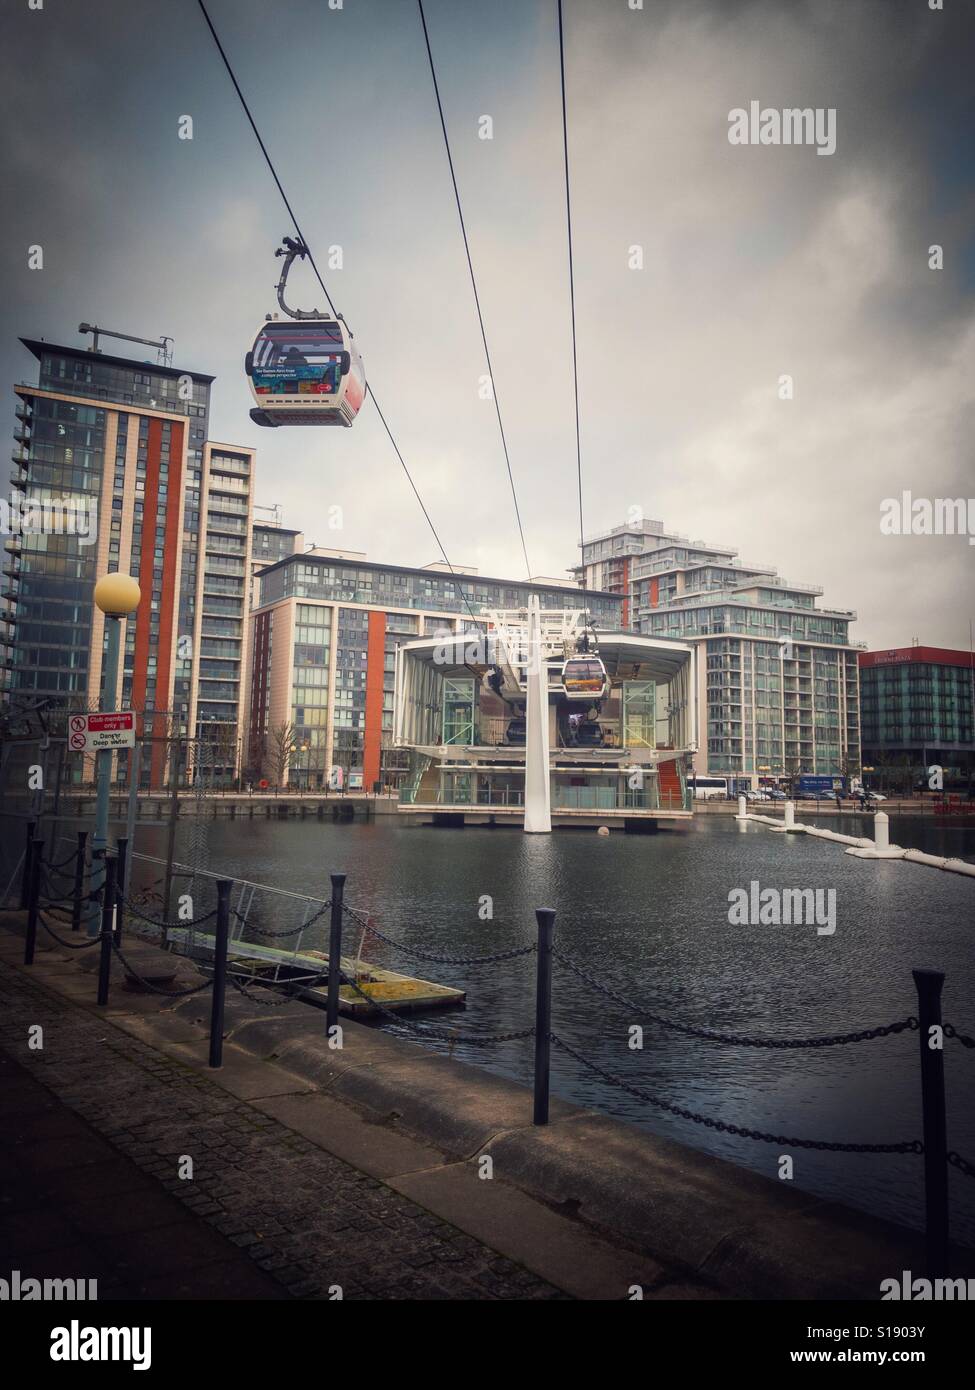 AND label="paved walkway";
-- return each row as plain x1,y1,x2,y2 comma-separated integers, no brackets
0,964,560,1300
